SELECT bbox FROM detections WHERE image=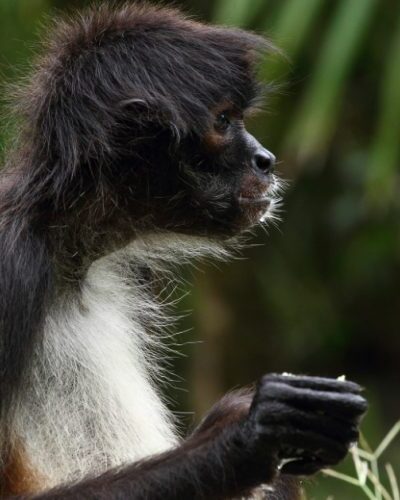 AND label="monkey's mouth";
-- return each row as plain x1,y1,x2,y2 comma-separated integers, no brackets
238,195,271,207
237,194,273,225
236,175,283,226
237,174,277,209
